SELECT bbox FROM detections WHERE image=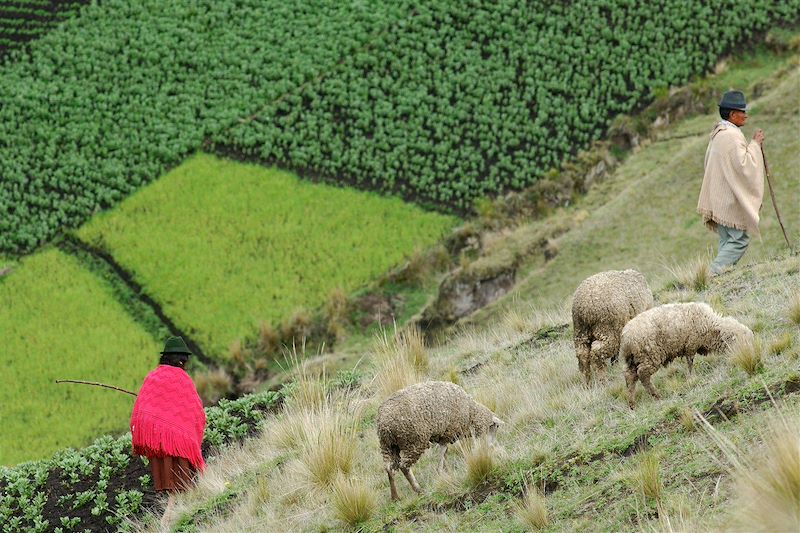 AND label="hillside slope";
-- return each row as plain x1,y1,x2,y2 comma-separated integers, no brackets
123,54,800,532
